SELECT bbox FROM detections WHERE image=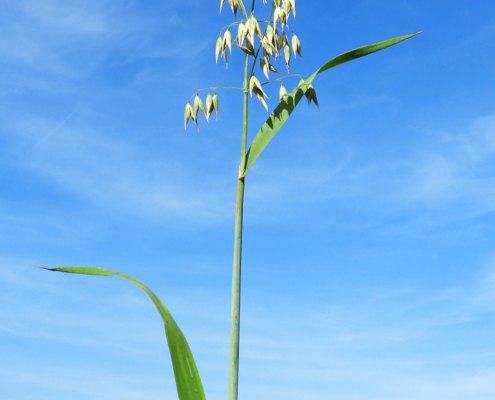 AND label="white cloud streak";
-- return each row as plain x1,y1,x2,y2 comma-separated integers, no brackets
2,251,495,400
